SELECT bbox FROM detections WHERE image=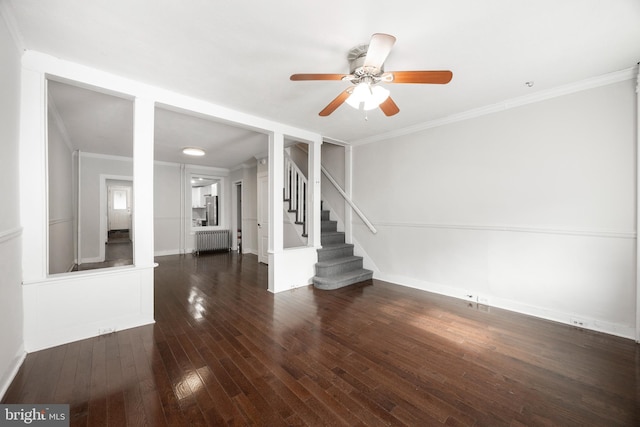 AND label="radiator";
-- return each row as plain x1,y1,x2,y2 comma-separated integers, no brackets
194,229,231,254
